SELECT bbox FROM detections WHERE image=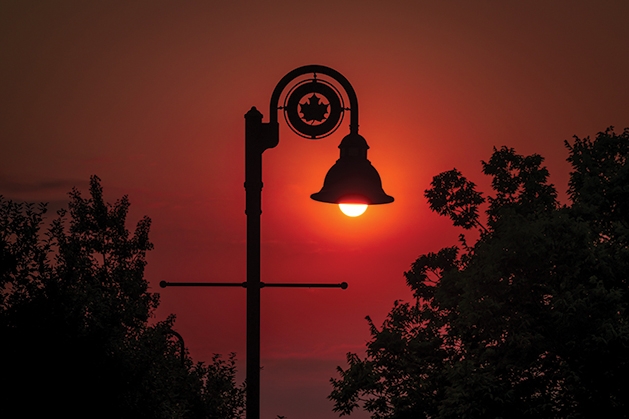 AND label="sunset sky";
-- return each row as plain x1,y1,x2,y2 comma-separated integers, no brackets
2,1,629,418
